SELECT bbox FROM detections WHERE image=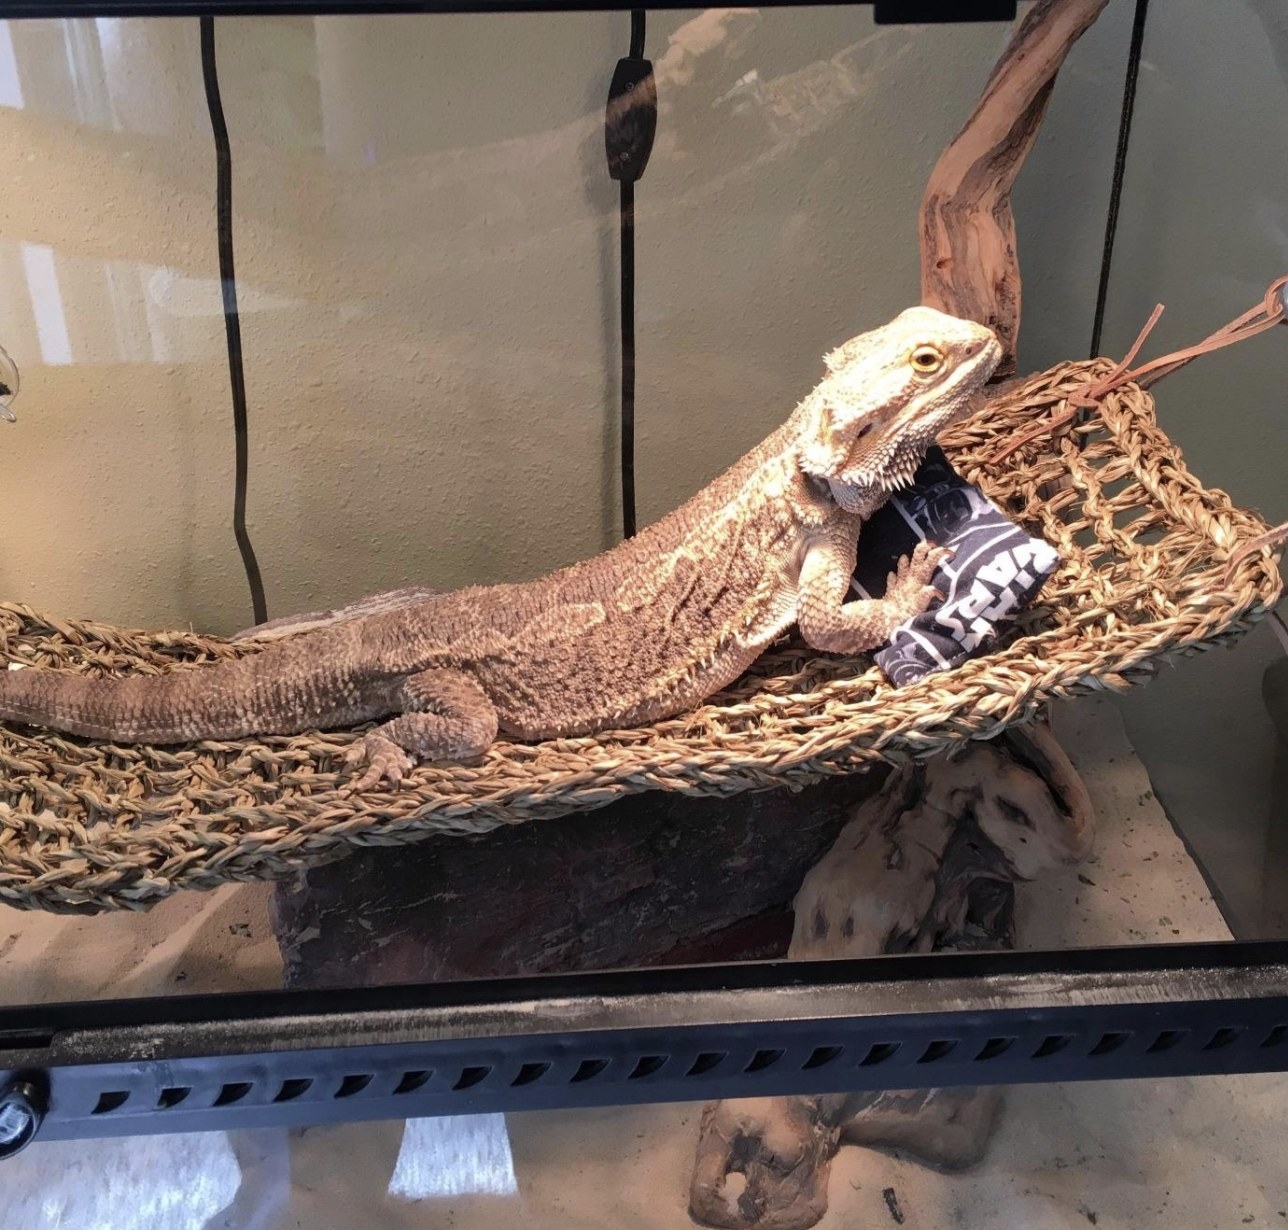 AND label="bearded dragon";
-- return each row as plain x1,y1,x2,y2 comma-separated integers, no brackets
0,307,1000,789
